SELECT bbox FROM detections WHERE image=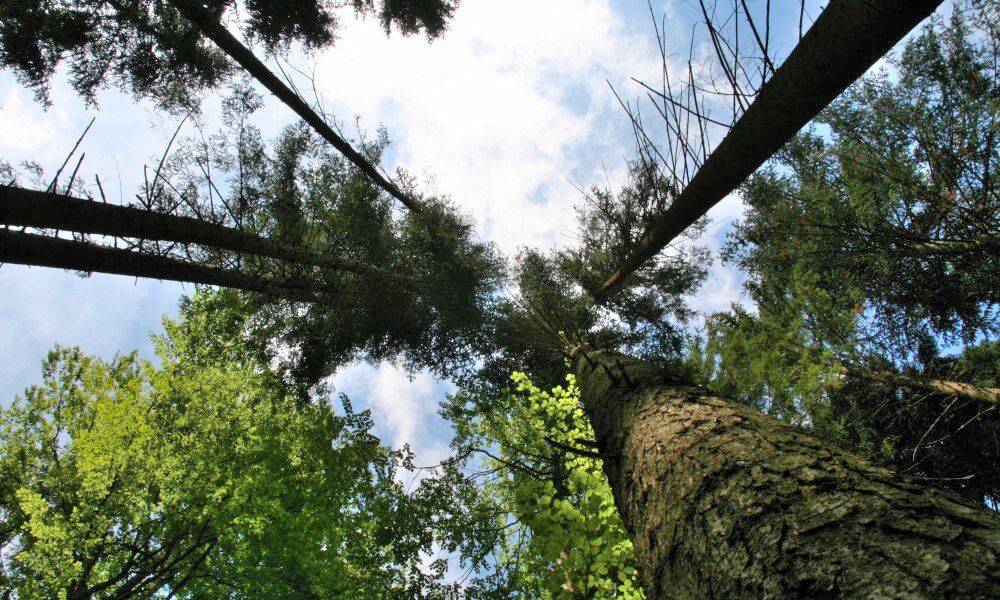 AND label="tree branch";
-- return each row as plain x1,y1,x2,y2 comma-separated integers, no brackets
593,0,944,301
